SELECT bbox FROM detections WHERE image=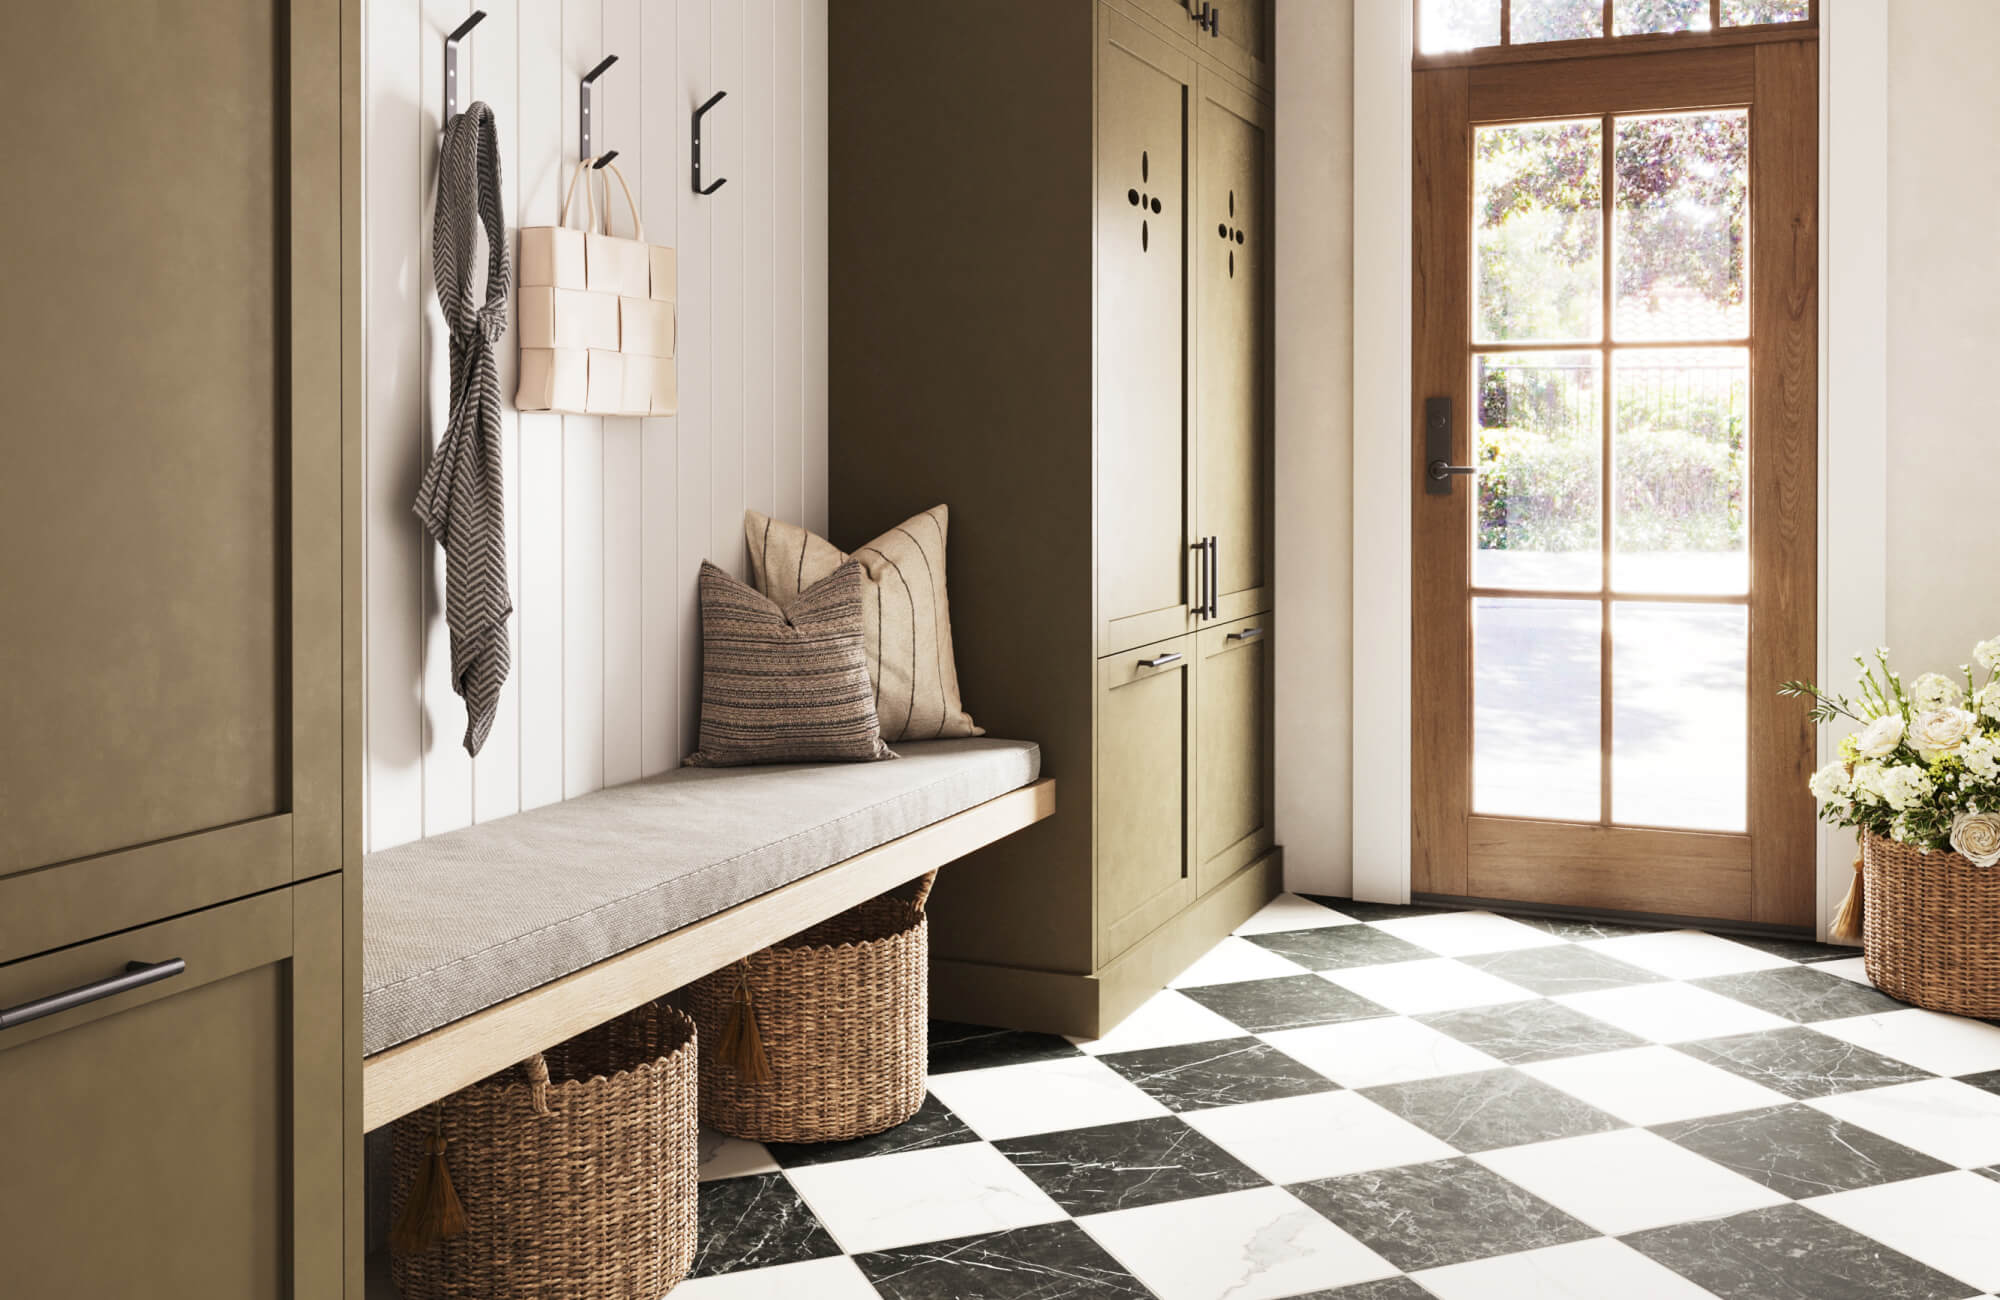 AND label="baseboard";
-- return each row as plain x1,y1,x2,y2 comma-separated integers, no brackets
930,848,1283,1038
